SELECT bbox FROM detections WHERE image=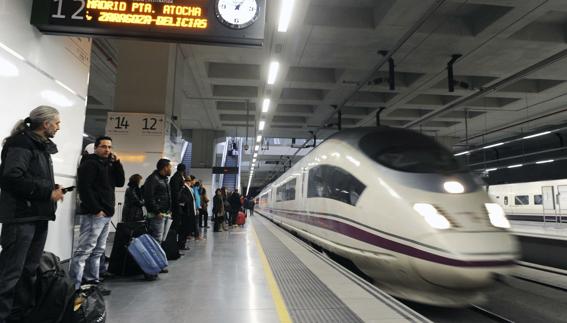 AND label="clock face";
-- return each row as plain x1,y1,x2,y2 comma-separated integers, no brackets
216,0,259,29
